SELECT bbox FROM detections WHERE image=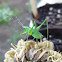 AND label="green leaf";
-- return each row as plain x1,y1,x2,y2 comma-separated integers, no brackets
32,29,42,38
